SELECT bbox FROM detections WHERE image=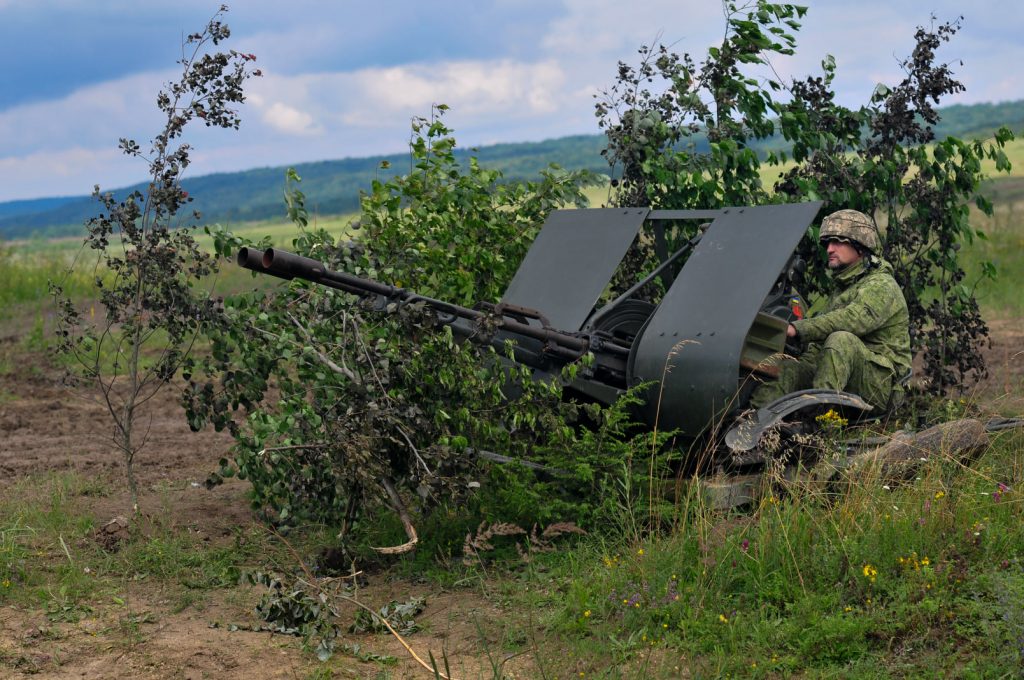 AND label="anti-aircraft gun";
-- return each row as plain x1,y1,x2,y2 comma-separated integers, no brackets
237,202,876,477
